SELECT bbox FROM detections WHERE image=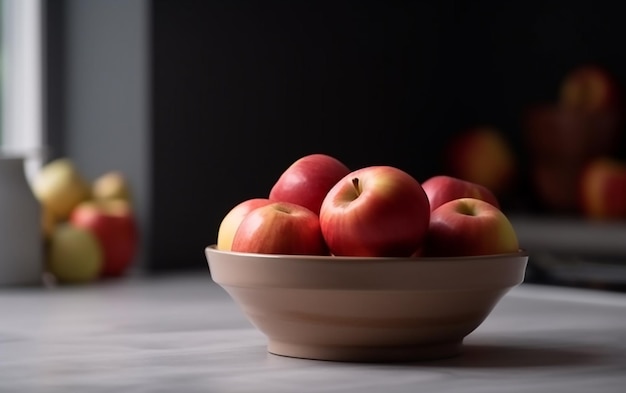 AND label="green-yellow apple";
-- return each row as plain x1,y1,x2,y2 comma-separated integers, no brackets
421,175,500,212
444,127,516,196
559,64,620,115
422,198,519,257
92,171,133,204
216,198,272,251
70,199,139,277
32,158,91,221
231,201,328,255
319,165,430,257
47,222,103,284
579,157,626,221
269,153,351,215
